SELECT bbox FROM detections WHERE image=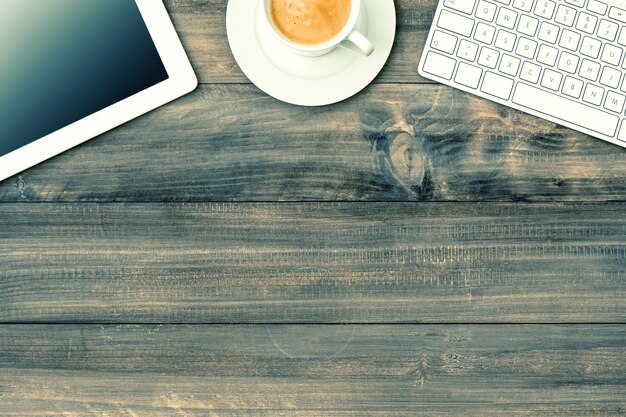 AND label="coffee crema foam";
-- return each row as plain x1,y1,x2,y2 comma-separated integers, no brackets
270,0,352,46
